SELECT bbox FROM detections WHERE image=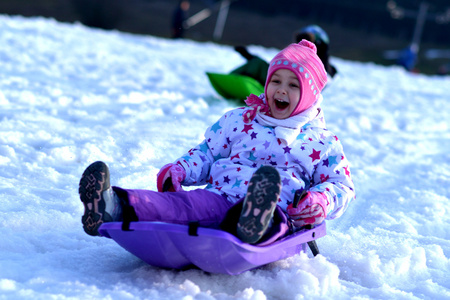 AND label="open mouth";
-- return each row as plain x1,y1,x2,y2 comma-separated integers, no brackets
275,99,289,110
